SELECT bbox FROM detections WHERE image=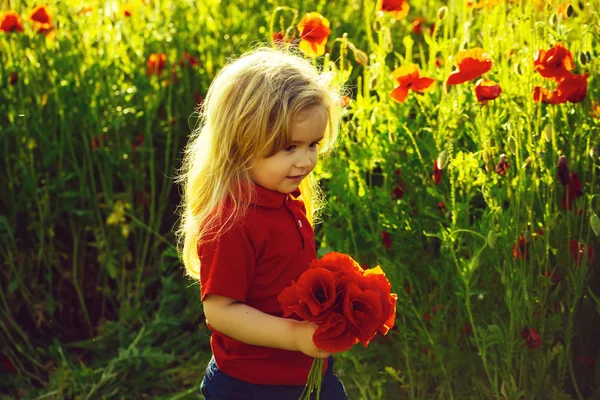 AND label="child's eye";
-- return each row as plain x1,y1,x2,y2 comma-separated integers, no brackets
284,145,296,152
309,141,321,149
